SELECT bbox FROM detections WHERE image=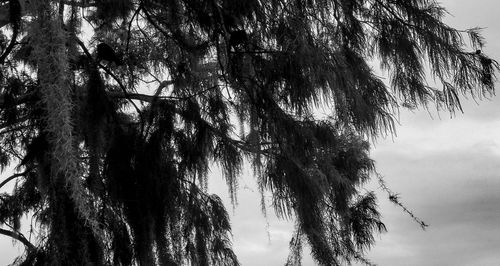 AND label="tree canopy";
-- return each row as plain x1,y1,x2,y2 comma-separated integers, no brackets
0,0,496,265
